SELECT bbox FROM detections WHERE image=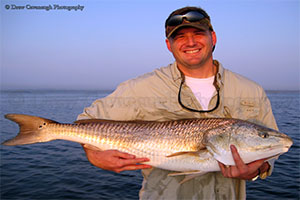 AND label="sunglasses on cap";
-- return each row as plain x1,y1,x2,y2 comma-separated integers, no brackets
166,11,206,27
